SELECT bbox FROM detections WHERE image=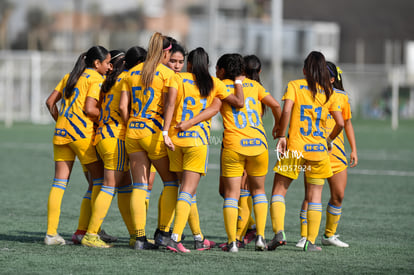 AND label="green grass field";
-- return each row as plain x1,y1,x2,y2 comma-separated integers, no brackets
0,119,413,274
